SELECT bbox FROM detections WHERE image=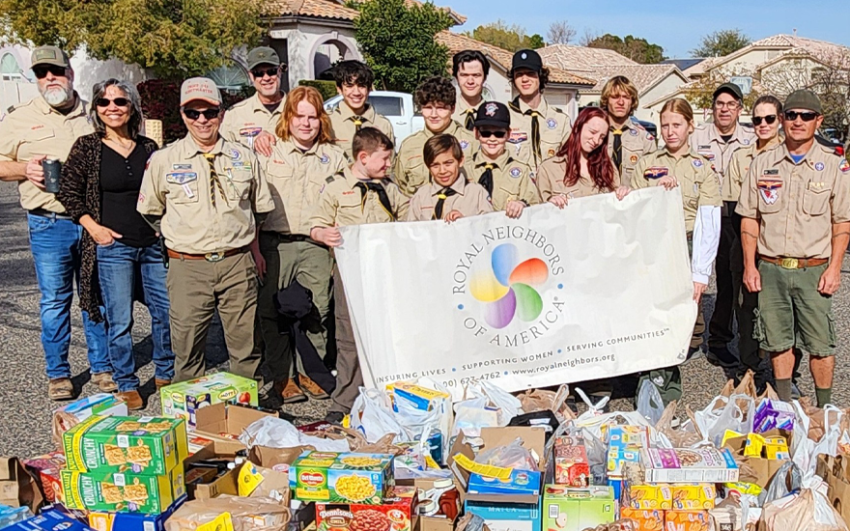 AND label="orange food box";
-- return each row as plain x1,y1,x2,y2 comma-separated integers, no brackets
664,510,709,531
620,508,664,531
